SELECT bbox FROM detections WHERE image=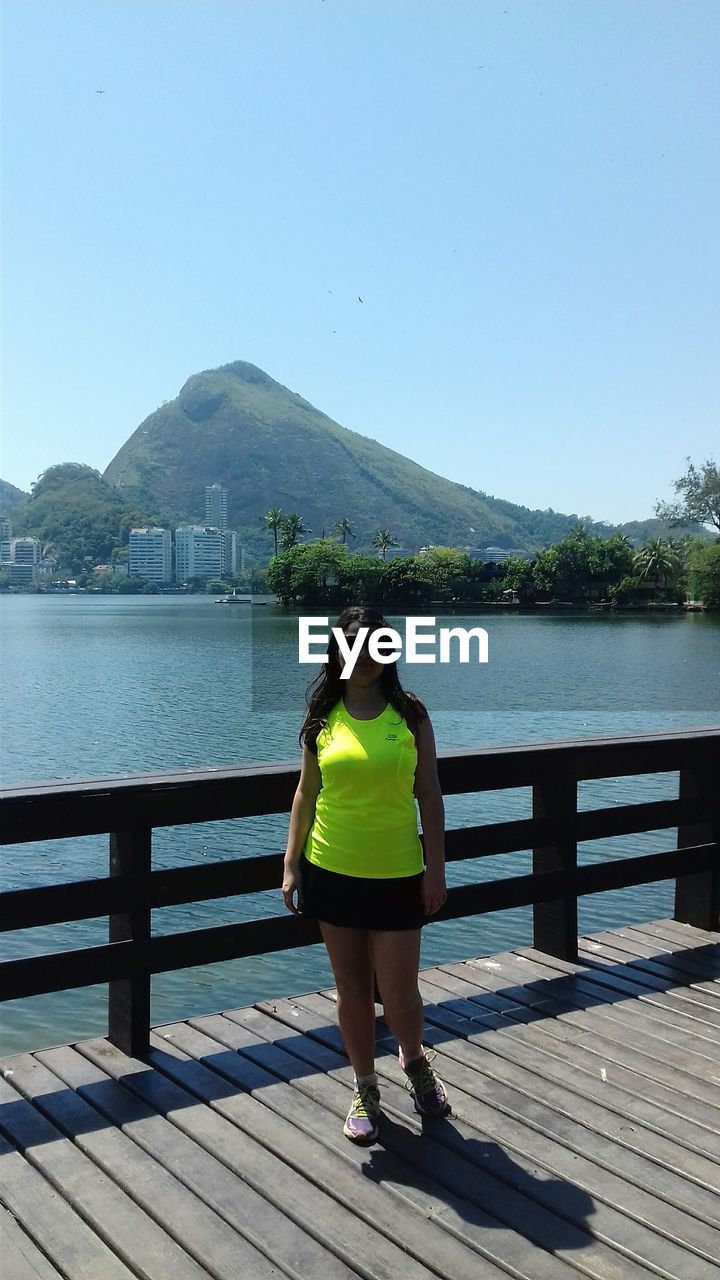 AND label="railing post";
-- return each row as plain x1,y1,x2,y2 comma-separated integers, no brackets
108,828,151,1056
532,779,578,961
675,765,720,931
